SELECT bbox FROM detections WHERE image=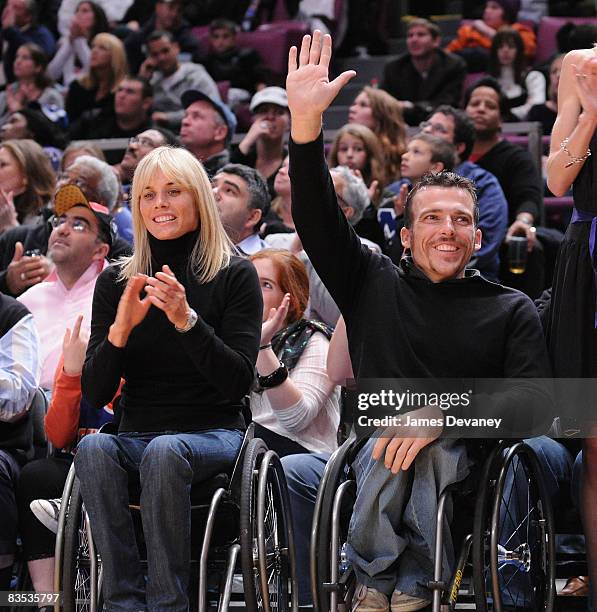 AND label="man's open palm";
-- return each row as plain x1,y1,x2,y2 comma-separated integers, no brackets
287,31,356,120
